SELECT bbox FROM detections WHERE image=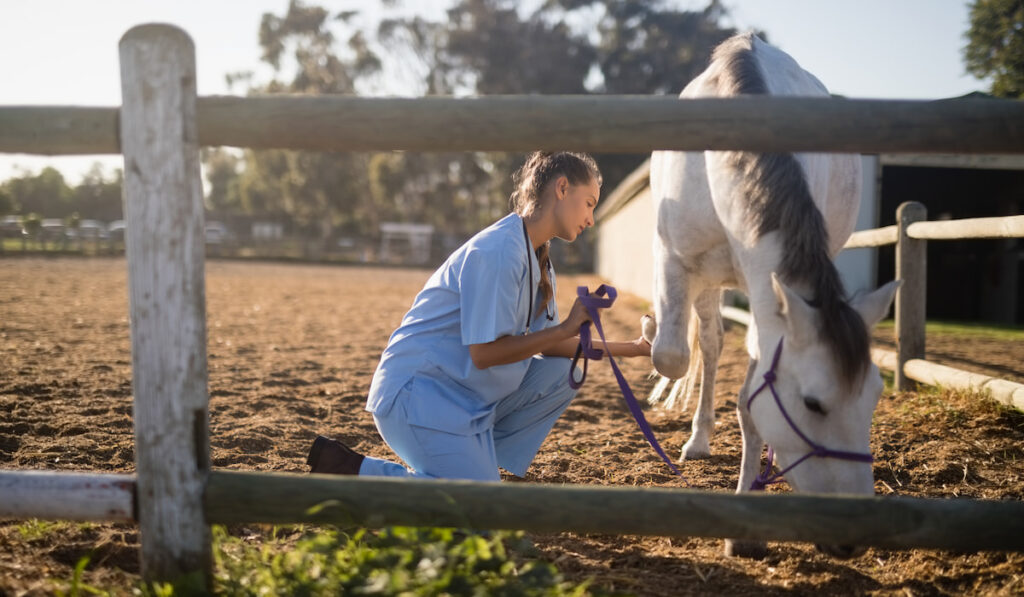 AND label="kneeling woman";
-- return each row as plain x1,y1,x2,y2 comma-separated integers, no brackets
309,151,650,481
